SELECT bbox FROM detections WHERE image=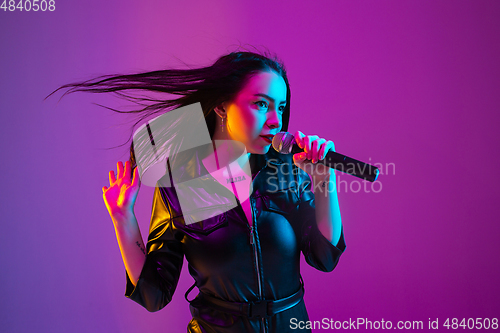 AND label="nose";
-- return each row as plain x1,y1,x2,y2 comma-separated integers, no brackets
266,109,281,130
